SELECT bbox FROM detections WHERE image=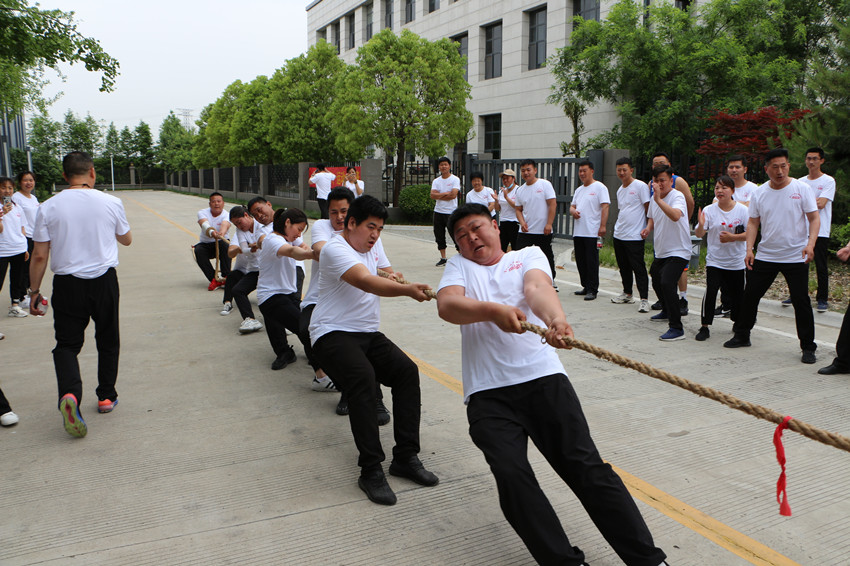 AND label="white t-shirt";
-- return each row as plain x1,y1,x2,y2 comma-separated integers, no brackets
0,203,28,256
497,185,519,223
515,179,557,234
438,247,566,404
571,181,611,237
310,171,336,200
197,207,229,243
11,191,38,237
614,179,650,241
256,233,304,304
466,188,496,216
733,181,759,204
648,189,690,260
302,219,336,308
232,219,264,273
750,179,817,263
344,179,364,198
702,202,749,270
309,234,391,345
800,174,835,238
32,189,130,279
432,174,461,214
